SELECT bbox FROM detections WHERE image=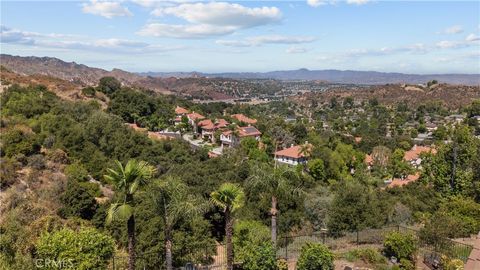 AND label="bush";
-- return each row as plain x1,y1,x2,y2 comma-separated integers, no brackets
276,258,288,270
242,242,277,270
81,87,96,97
27,154,46,170
97,77,121,95
383,231,417,261
234,220,270,261
297,242,334,270
64,163,89,182
0,129,41,158
35,227,114,270
345,248,387,264
0,158,18,189
399,258,414,270
59,180,98,220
